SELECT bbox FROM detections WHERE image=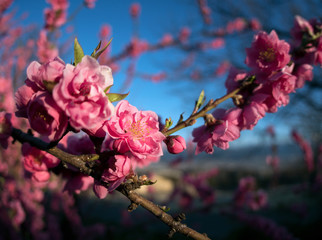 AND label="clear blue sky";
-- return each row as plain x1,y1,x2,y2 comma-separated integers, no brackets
11,0,321,148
